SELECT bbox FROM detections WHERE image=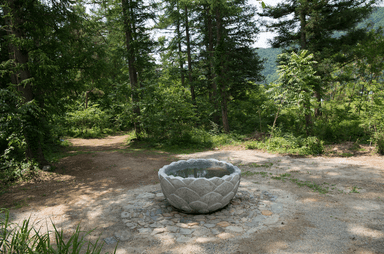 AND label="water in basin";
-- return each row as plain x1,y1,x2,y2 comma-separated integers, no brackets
169,167,231,179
